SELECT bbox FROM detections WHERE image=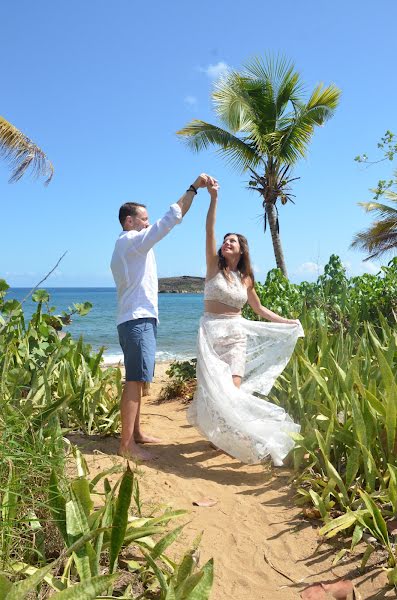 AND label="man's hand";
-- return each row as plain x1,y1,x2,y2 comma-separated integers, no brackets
193,173,217,189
